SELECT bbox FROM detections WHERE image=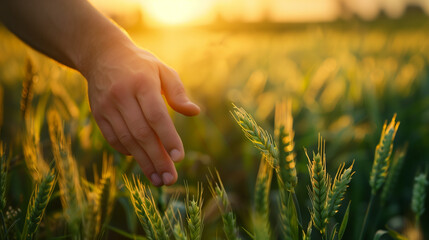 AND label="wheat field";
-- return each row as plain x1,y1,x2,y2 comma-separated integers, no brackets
0,15,428,239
